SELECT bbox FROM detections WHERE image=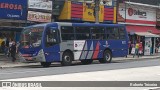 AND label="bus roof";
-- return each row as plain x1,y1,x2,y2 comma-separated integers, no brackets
72,23,125,27
25,22,125,28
